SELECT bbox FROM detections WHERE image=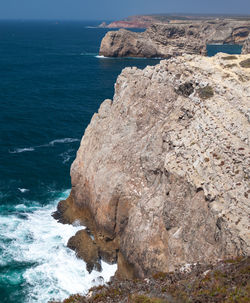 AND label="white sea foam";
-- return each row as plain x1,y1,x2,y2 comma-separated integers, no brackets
59,149,74,164
95,55,107,58
9,147,35,154
0,190,117,303
18,188,30,193
9,138,80,154
95,55,162,60
48,138,80,146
